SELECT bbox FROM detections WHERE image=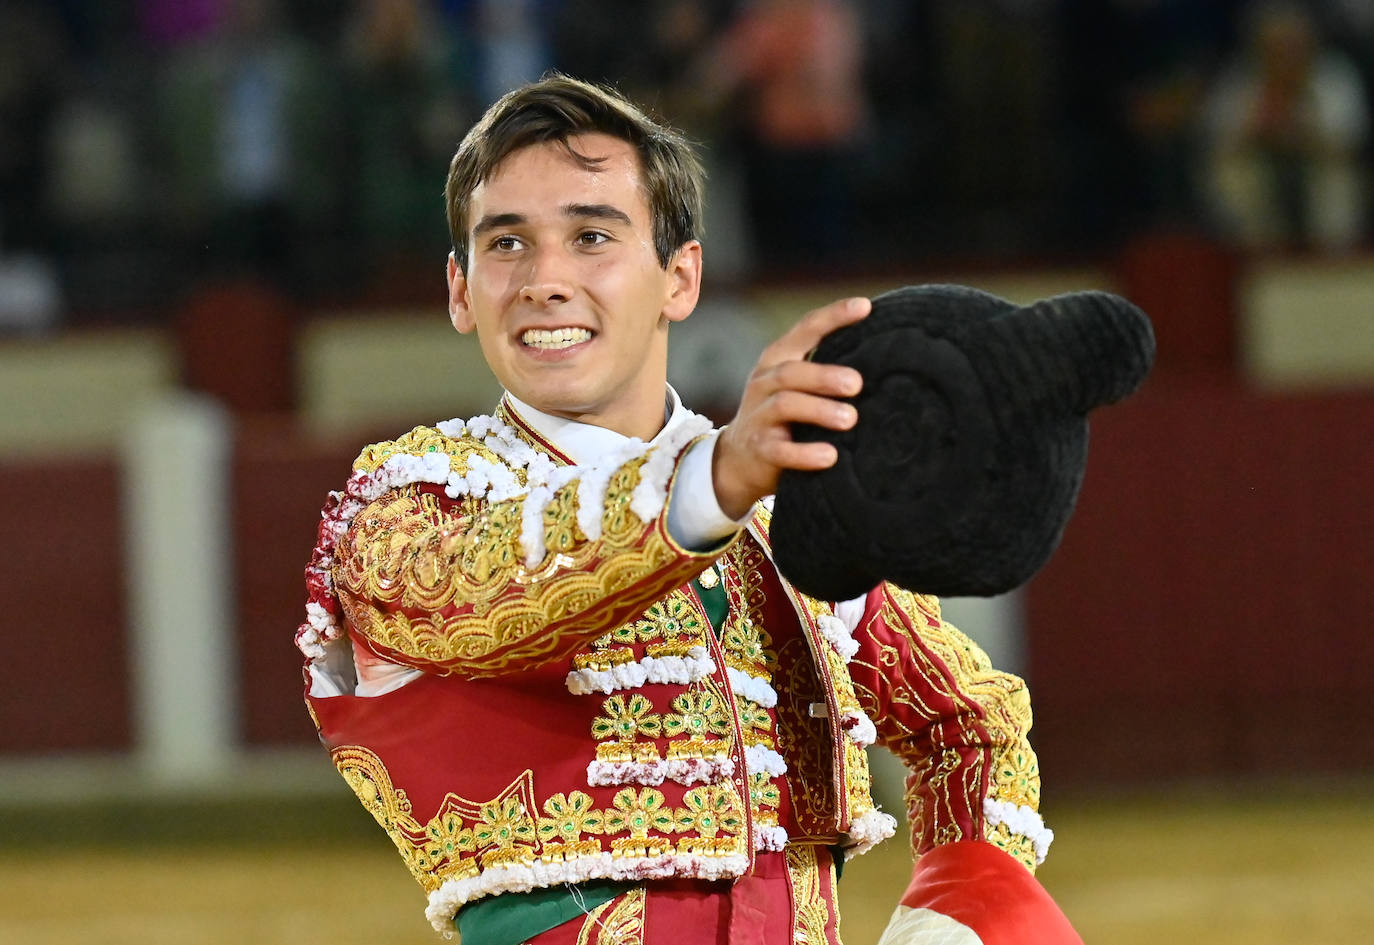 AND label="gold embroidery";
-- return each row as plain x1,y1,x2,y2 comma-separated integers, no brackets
628,594,707,642
662,691,732,738
333,747,532,892
332,747,749,898
596,741,663,764
676,835,746,857
337,429,716,676
339,514,700,676
536,791,604,846
352,425,475,474
853,586,1039,866
475,793,539,868
578,887,646,945
644,640,699,659
574,647,636,670
674,785,744,837
750,775,782,816
736,700,773,738
605,788,676,839
592,693,663,741
842,740,876,818
720,541,776,678
784,845,834,945
773,632,835,837
987,821,1040,871
665,736,728,761
585,590,709,657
